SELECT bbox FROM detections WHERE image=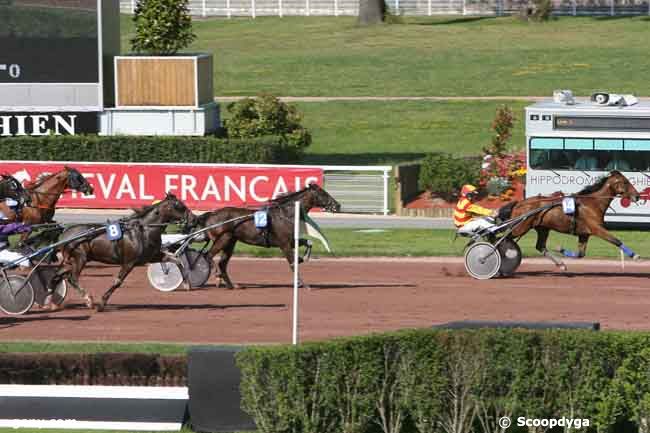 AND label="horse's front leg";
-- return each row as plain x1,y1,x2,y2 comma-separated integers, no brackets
280,243,308,289
535,227,567,271
589,225,640,260
96,262,136,312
